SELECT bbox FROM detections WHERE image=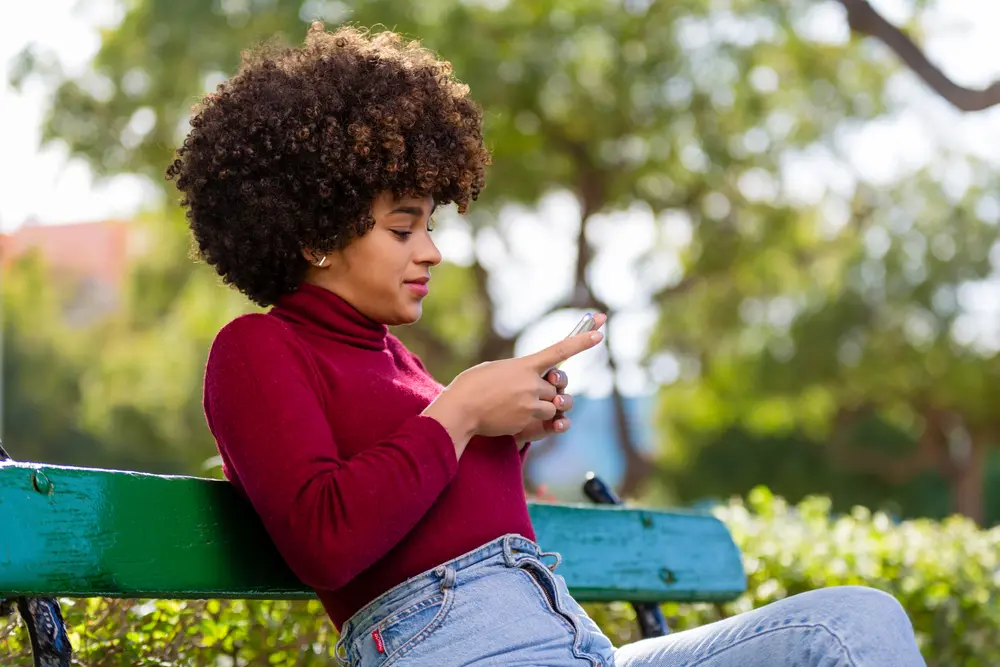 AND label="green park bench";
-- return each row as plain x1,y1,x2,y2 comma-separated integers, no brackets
0,446,747,666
